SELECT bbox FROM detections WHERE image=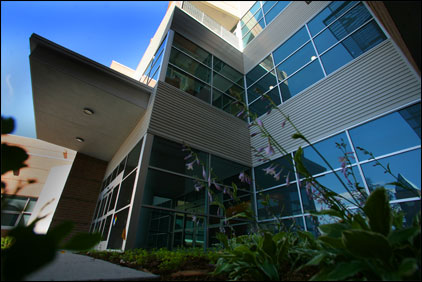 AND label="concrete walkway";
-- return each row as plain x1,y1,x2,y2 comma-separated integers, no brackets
24,251,160,281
